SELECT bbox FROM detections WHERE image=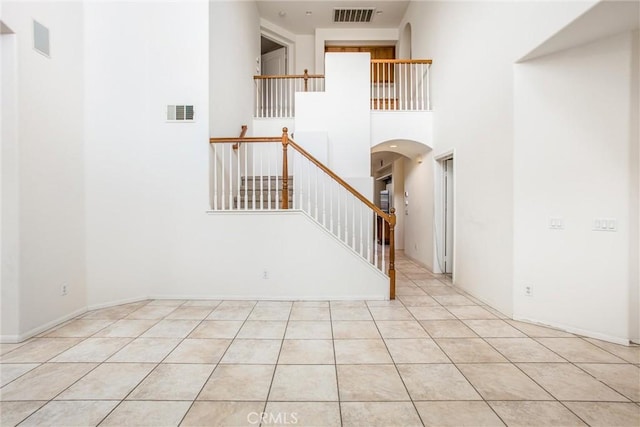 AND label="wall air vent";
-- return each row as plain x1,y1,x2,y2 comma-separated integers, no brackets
167,105,195,122
333,7,376,23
